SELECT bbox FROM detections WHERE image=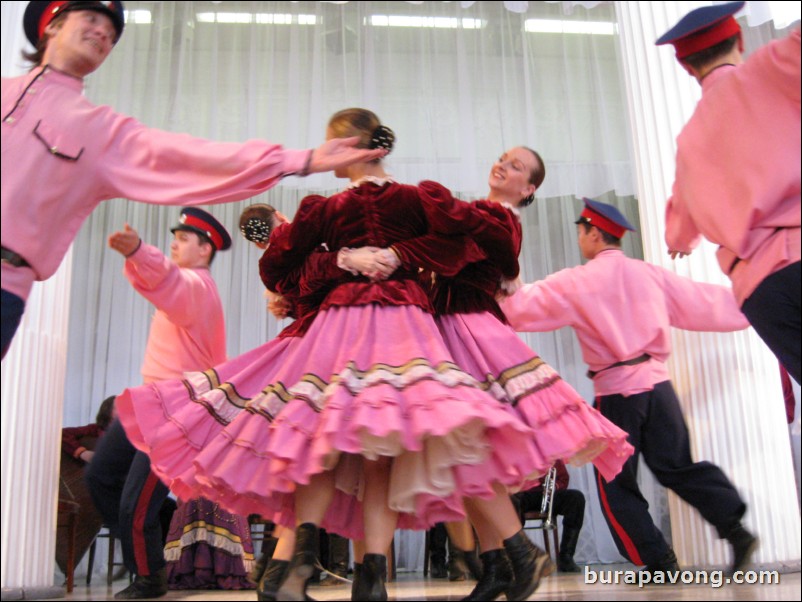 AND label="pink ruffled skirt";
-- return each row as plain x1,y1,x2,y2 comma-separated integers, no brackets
117,305,551,539
436,312,633,482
